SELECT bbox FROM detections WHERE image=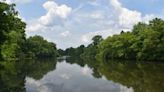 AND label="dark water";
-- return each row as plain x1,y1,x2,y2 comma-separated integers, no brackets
0,58,164,92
